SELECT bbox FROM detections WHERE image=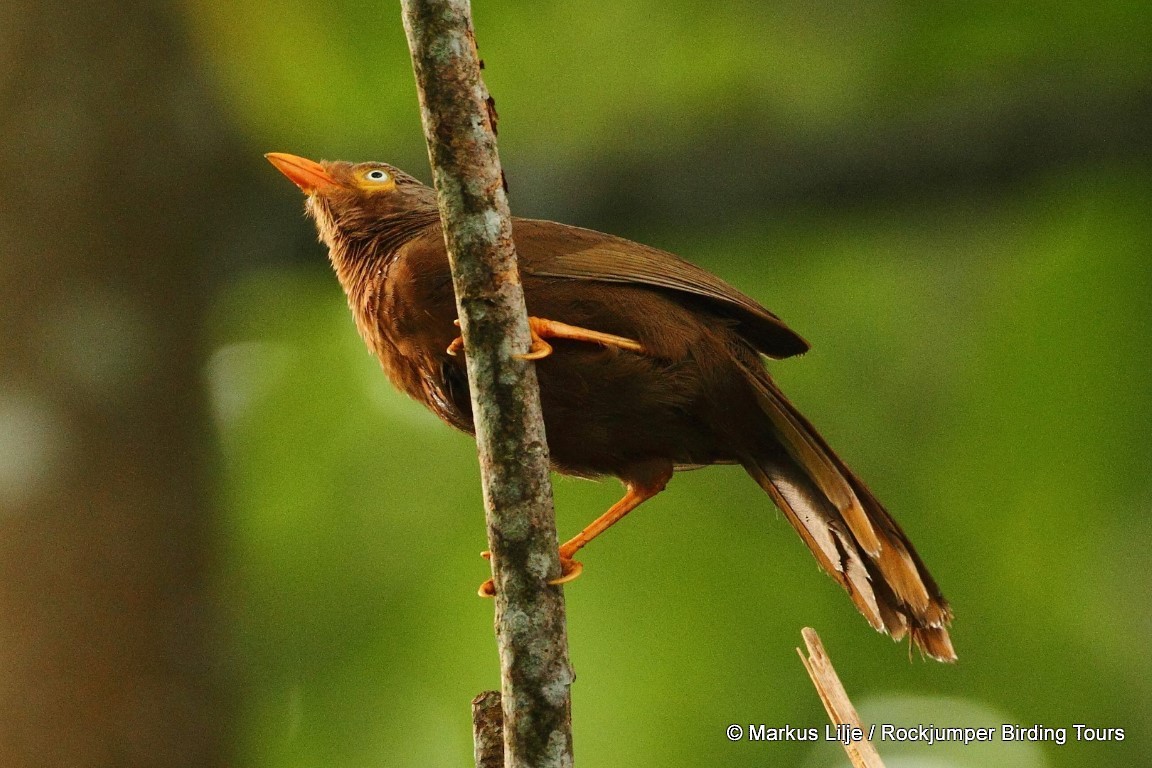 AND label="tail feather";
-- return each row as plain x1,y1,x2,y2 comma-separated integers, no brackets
745,462,886,632
739,367,955,662
754,381,883,557
783,393,951,626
